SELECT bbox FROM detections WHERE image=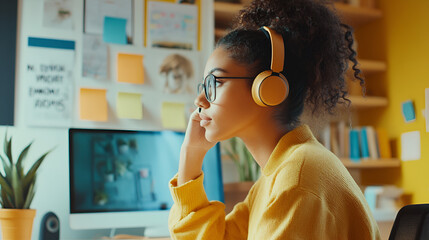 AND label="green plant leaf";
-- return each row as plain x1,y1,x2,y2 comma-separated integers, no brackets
11,165,24,208
223,146,237,163
22,149,53,189
3,132,12,164
0,154,11,178
16,141,33,178
2,189,15,208
23,181,35,209
0,173,13,196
